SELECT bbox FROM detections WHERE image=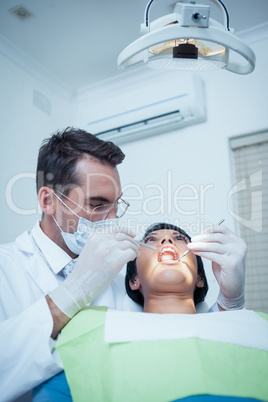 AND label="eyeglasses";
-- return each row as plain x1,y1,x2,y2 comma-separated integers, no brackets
52,189,130,222
90,198,130,221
